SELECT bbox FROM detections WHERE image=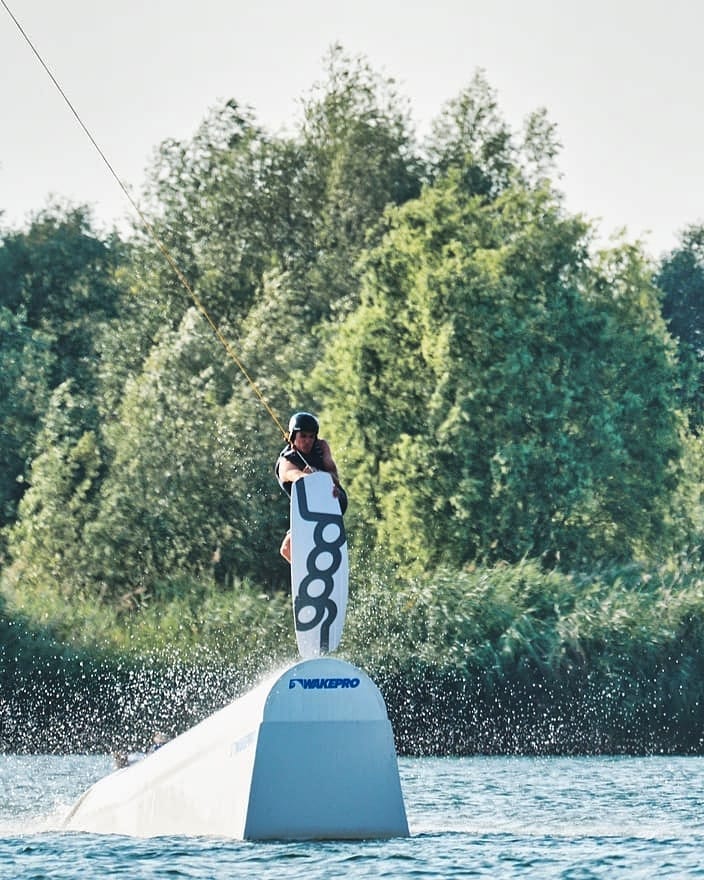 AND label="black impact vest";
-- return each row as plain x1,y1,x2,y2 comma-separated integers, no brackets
275,440,326,495
274,440,348,514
